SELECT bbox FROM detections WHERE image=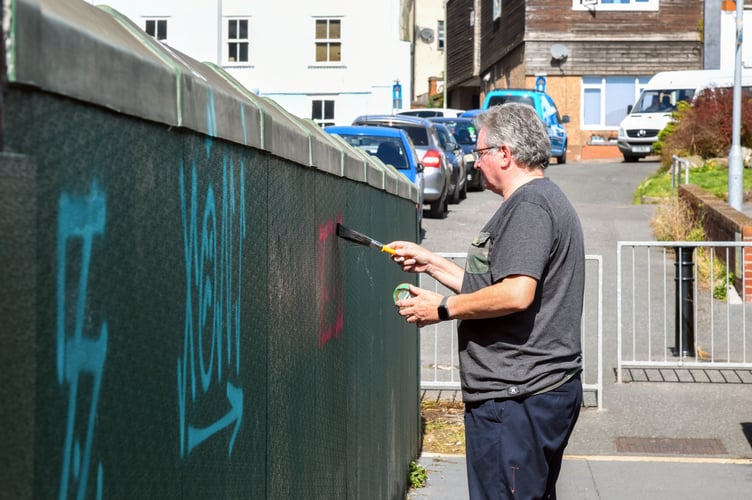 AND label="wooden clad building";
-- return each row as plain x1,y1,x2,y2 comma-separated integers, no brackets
447,0,706,160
